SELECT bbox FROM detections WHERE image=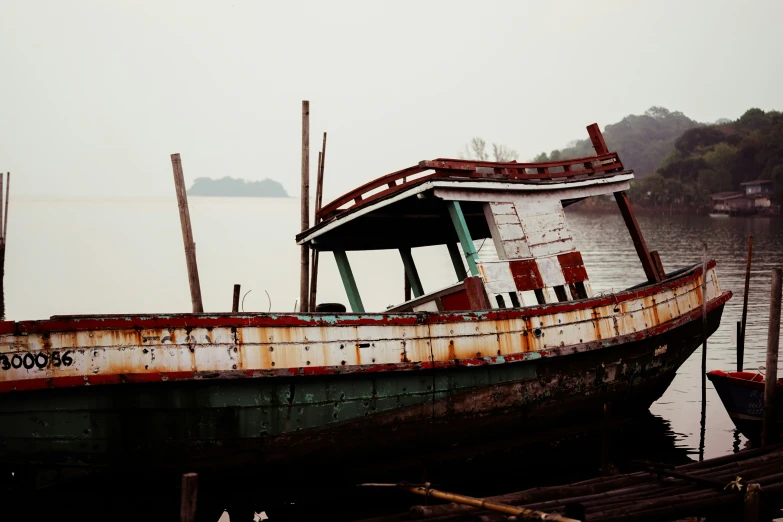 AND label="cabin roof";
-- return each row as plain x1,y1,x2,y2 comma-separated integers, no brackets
297,153,632,251
740,179,772,186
